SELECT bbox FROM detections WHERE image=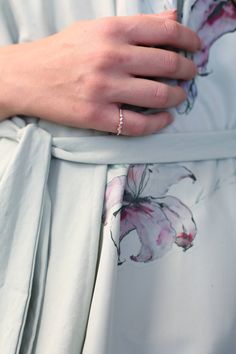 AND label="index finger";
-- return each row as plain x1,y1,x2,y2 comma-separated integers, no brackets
122,15,201,52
